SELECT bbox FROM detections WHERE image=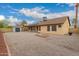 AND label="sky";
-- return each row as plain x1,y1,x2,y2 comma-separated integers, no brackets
0,3,78,26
